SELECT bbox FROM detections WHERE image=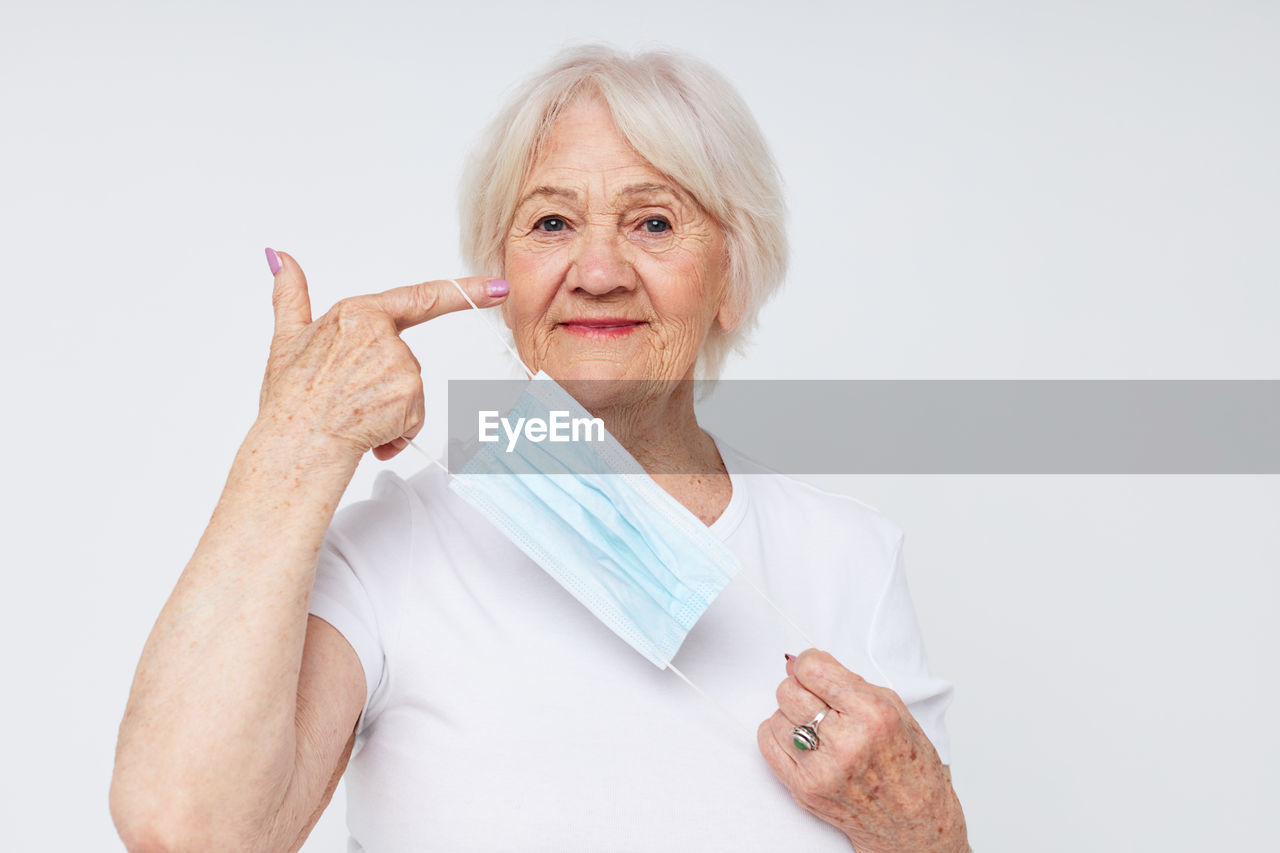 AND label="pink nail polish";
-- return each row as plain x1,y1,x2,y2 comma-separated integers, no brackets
485,278,509,297
265,247,282,275
784,653,797,662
